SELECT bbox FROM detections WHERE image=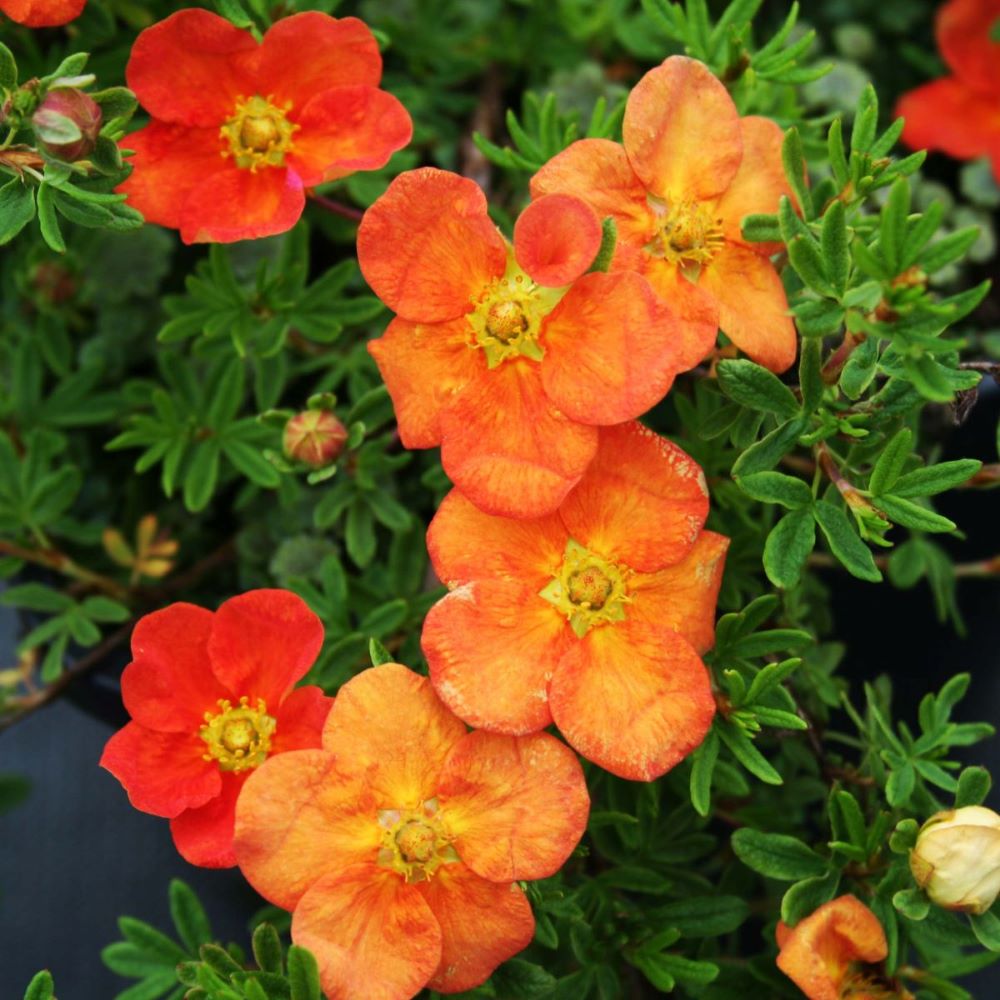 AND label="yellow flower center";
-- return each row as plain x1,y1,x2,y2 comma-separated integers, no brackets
200,696,276,772
646,196,724,271
467,259,562,369
377,799,458,883
220,95,298,171
539,540,630,638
